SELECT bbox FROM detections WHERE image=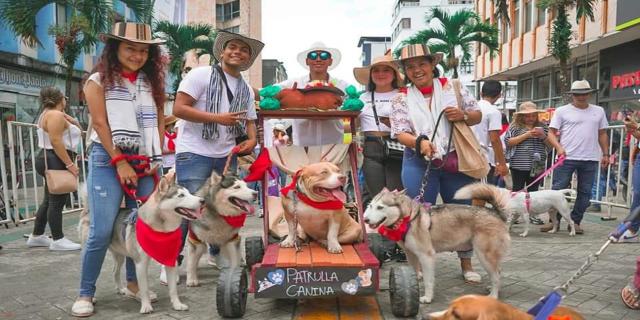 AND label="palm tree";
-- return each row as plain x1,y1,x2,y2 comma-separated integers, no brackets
153,21,216,92
402,8,498,79
0,0,155,100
